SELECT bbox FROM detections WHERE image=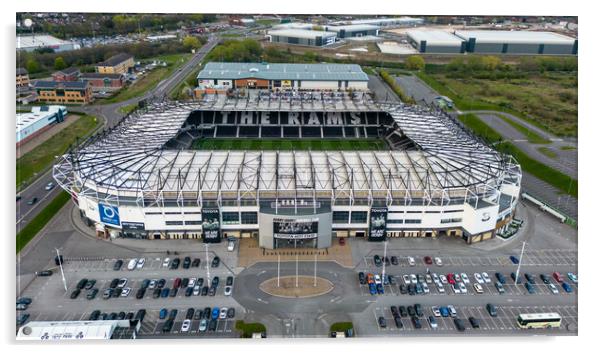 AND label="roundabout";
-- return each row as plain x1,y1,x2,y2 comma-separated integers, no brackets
259,276,334,298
